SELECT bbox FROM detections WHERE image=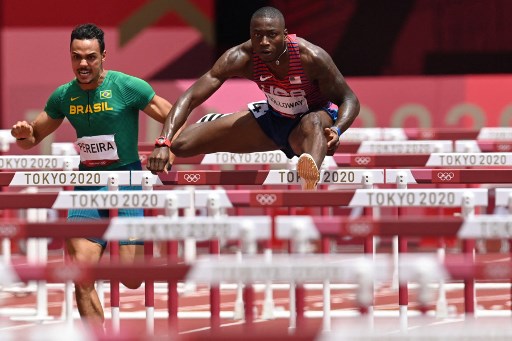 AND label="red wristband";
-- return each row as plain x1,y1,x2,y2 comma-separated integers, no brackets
154,136,171,148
